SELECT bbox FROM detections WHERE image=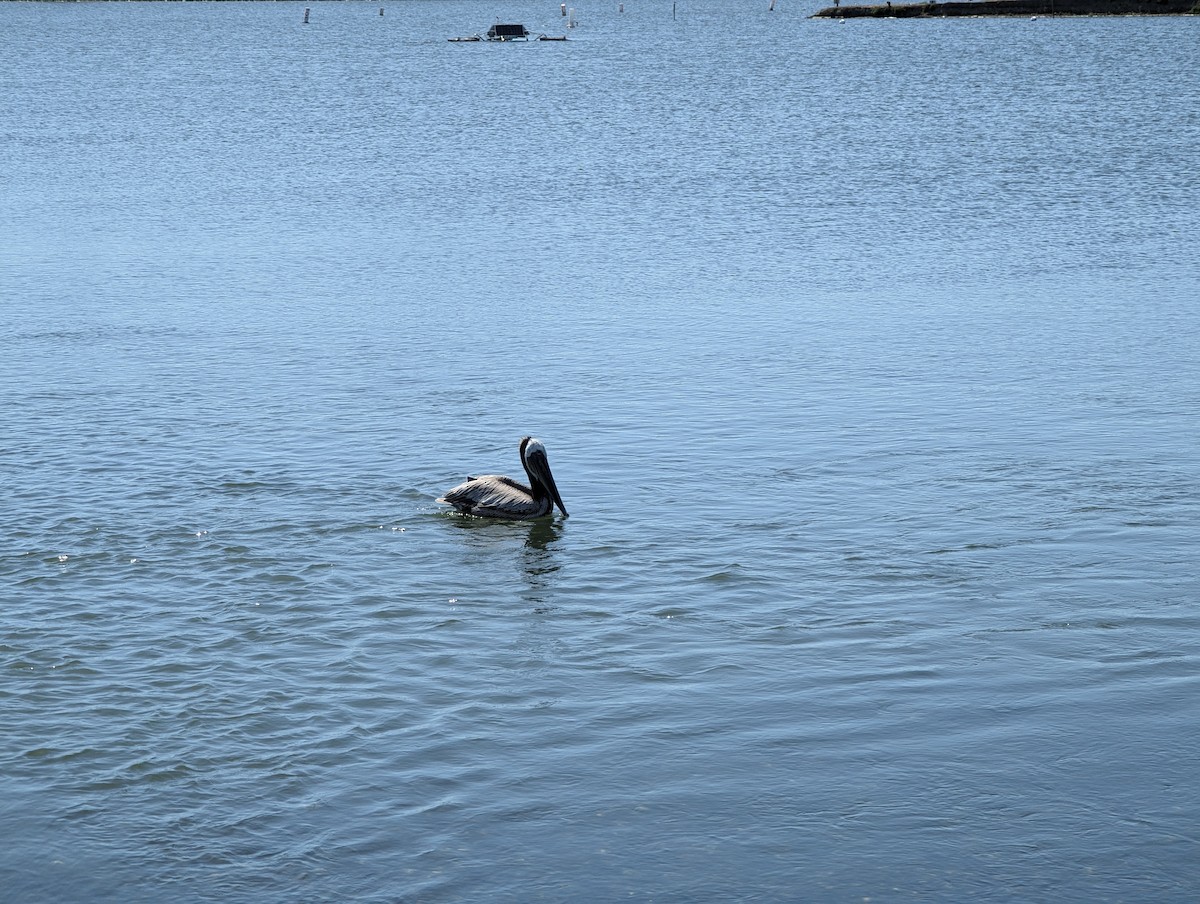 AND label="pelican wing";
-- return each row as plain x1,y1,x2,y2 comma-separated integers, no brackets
438,475,548,519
